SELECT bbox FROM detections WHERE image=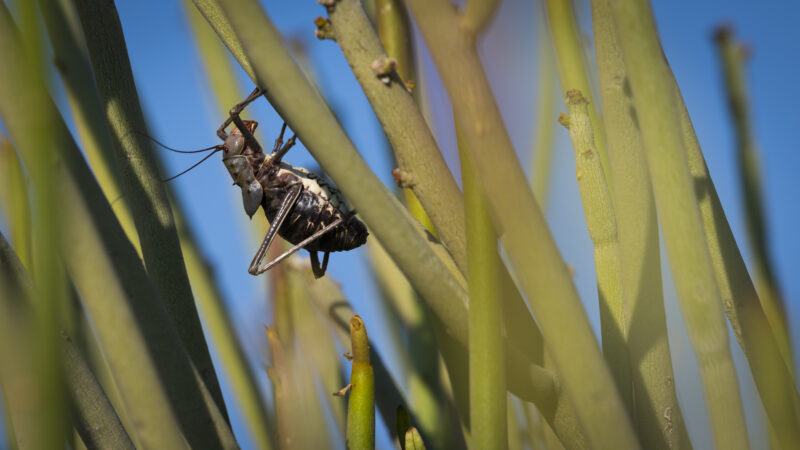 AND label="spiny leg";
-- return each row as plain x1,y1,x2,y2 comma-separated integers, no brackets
251,211,356,277
309,251,331,278
248,183,302,275
217,87,264,153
